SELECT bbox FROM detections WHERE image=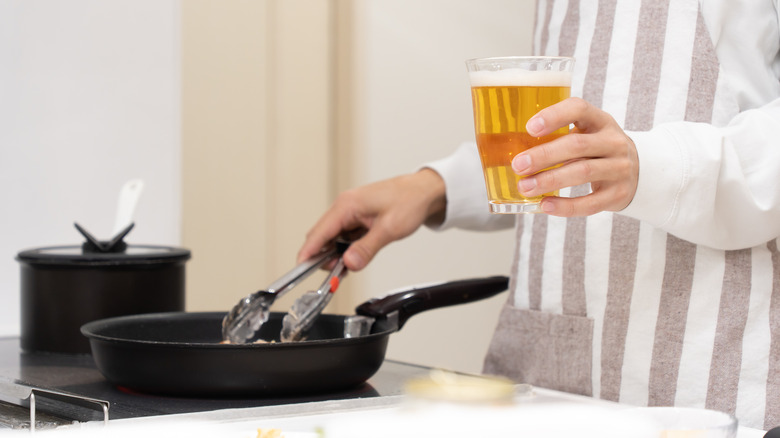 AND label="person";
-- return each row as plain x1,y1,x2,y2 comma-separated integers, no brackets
297,0,780,430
